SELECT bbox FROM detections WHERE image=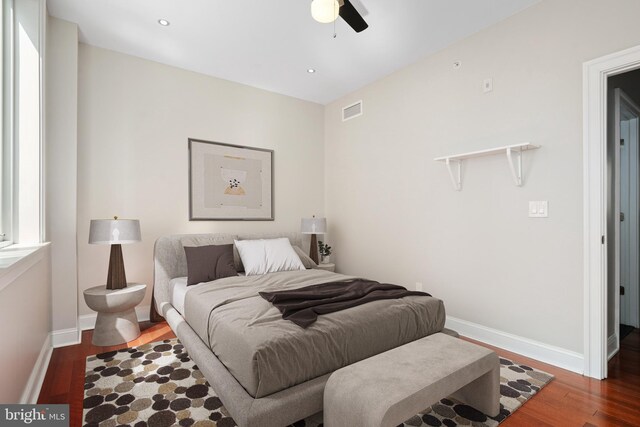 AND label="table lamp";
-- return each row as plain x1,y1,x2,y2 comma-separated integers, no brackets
89,216,141,290
301,216,327,264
